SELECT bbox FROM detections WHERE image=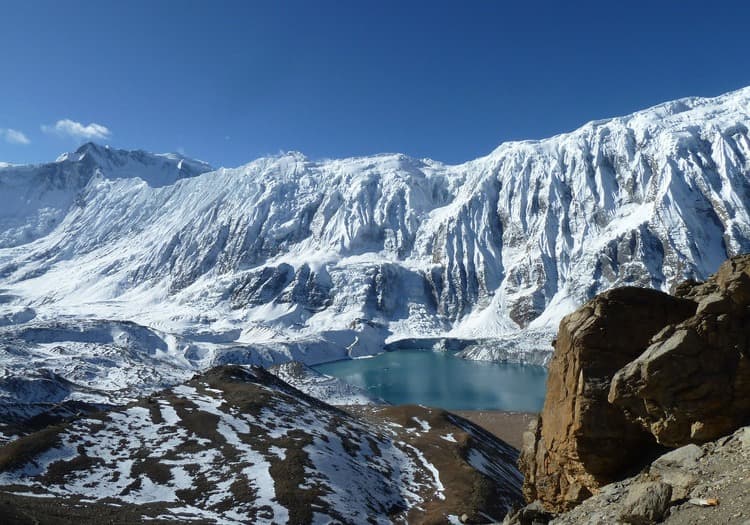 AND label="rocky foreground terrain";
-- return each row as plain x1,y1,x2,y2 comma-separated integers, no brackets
509,254,750,524
550,427,750,525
